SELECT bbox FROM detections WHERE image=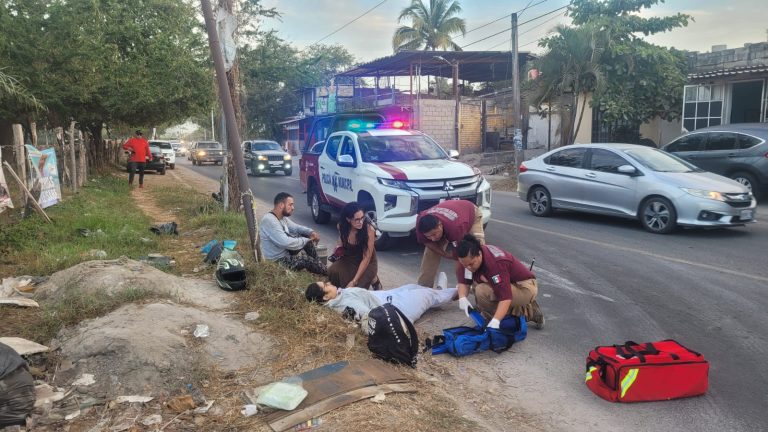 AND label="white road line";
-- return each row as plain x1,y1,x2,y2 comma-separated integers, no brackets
491,218,768,284
535,266,616,302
